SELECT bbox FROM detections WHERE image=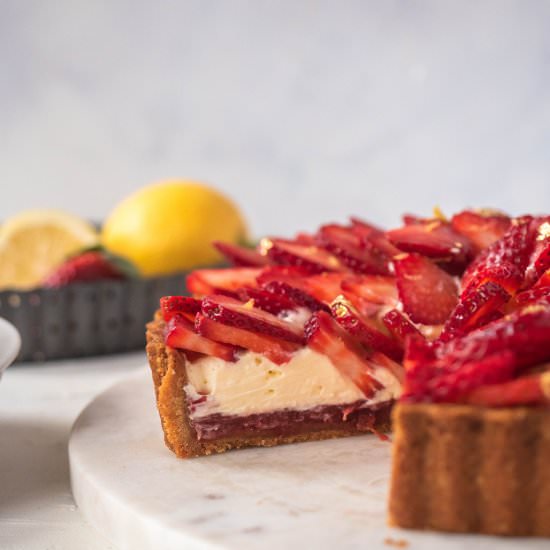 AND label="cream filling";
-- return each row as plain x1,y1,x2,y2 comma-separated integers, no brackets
184,348,401,419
